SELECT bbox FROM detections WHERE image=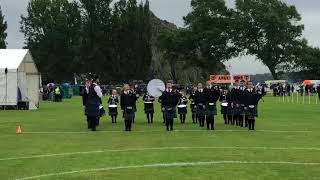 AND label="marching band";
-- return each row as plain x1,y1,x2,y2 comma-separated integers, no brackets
82,78,263,132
